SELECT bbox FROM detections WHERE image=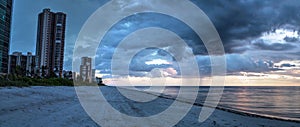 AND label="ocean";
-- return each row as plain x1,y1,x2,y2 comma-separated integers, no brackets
158,86,300,121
